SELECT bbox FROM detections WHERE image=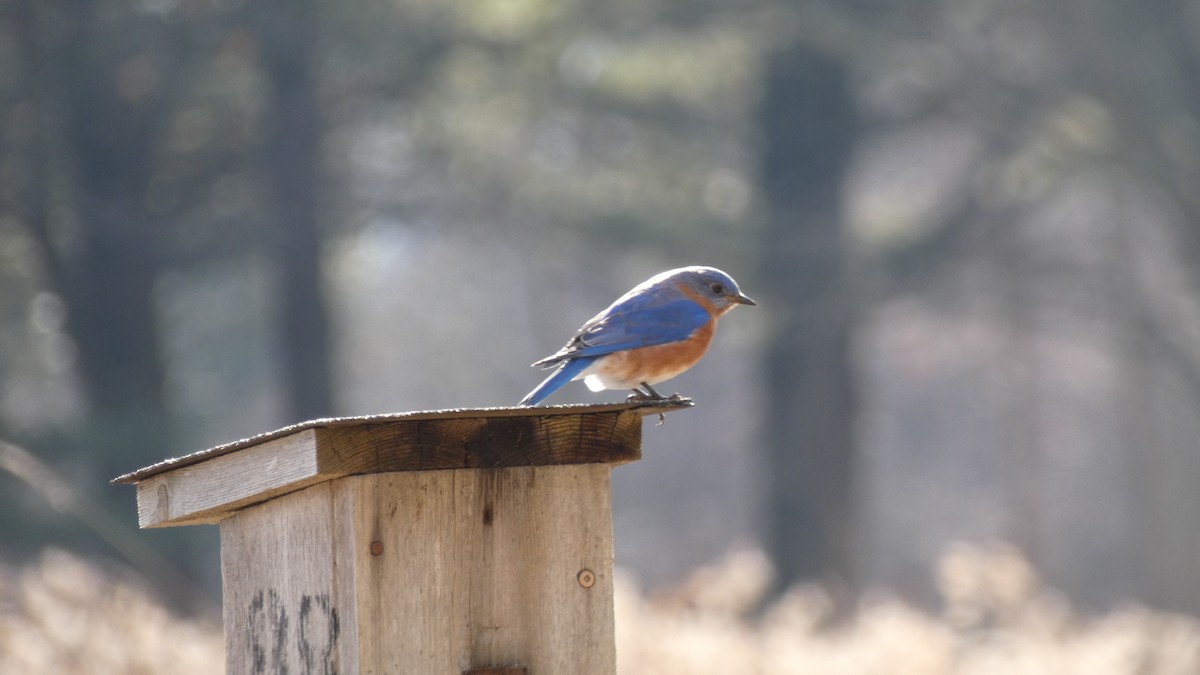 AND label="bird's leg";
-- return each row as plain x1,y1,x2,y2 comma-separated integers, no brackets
640,382,665,399
642,382,692,403
627,382,664,402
